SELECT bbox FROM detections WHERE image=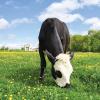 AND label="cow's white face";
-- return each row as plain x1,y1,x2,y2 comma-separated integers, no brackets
54,53,73,87
45,50,74,87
